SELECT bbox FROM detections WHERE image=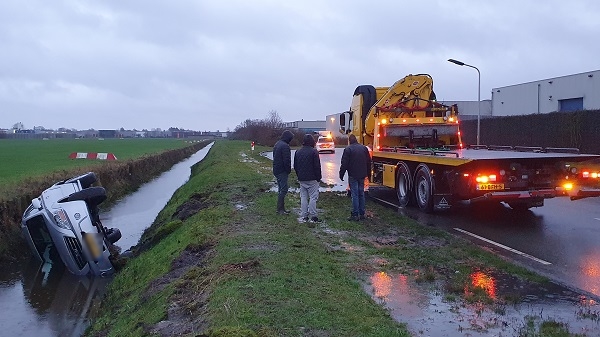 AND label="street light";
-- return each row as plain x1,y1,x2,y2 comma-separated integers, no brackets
448,58,481,145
